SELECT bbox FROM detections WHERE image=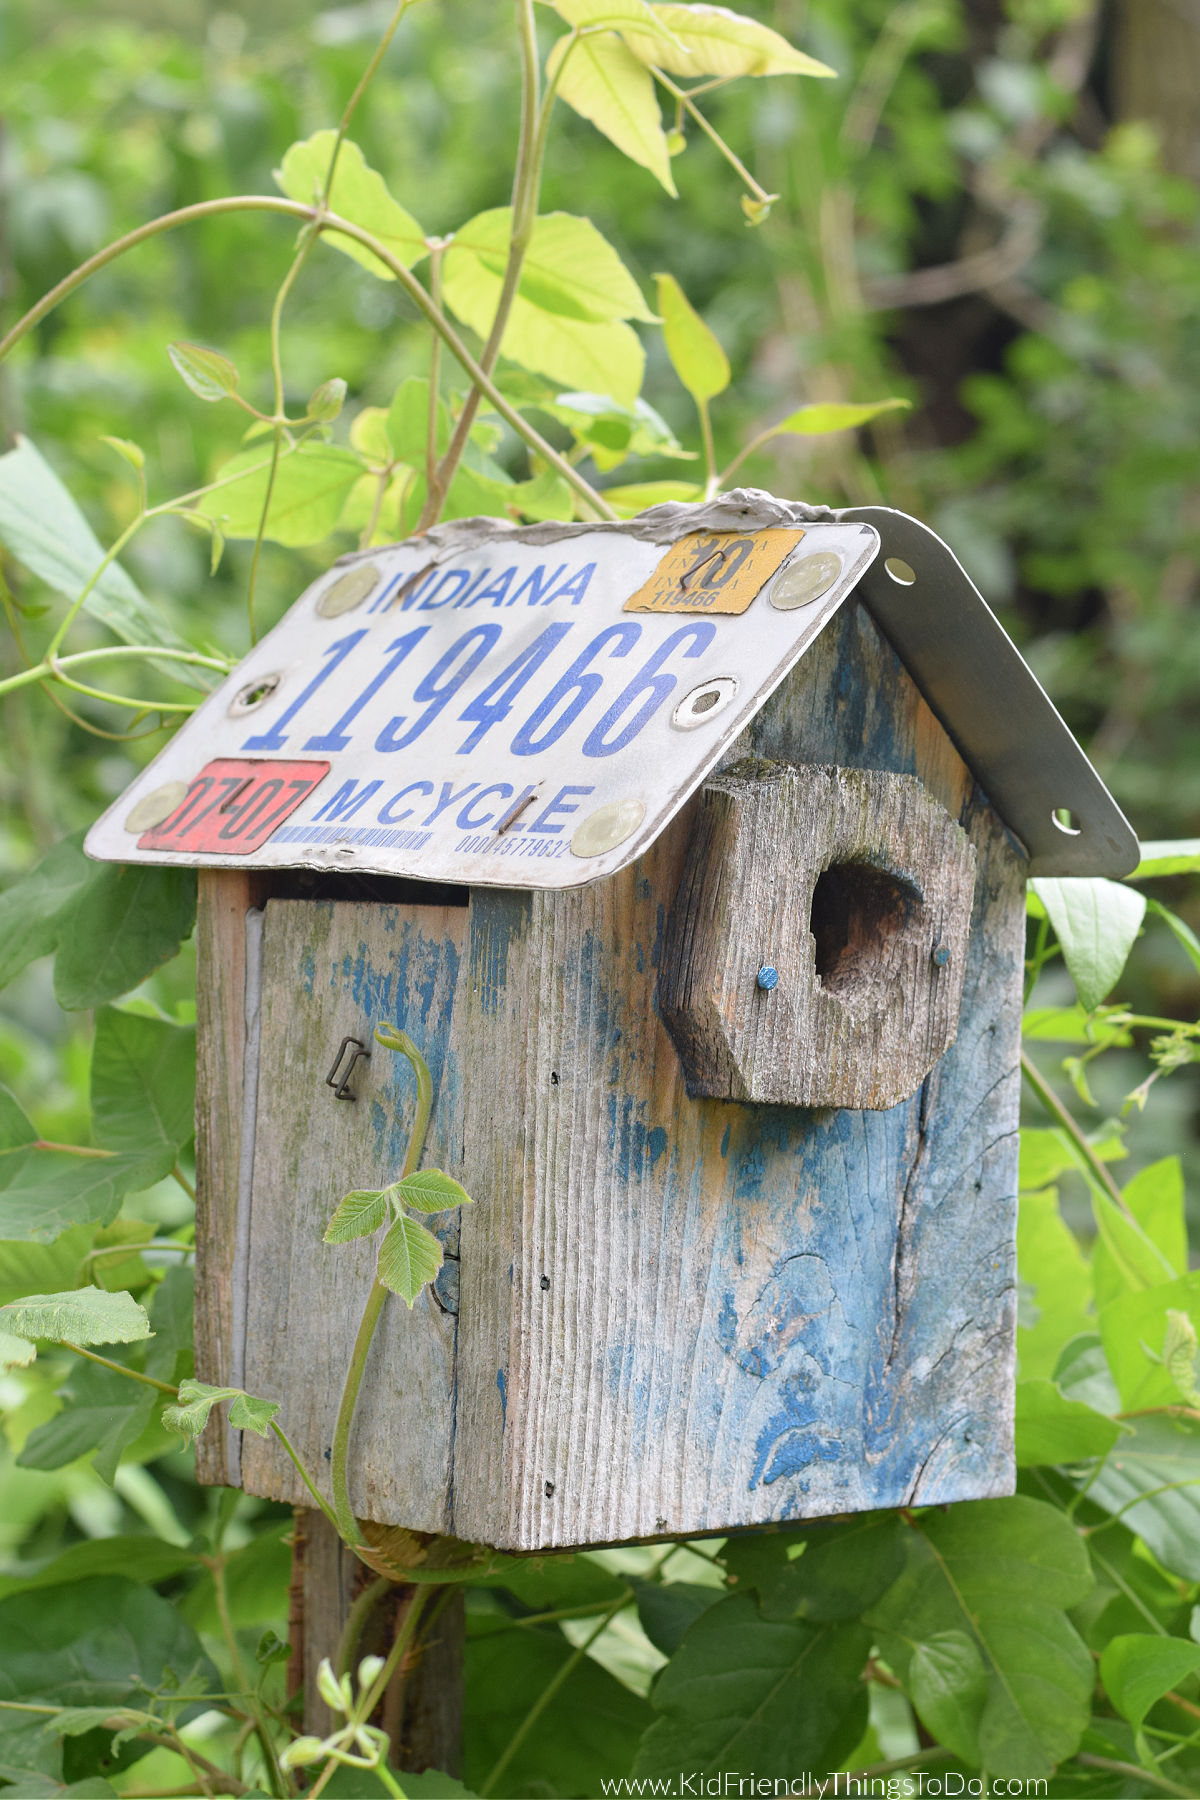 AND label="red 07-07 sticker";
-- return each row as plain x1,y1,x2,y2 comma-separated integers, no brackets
137,759,330,854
